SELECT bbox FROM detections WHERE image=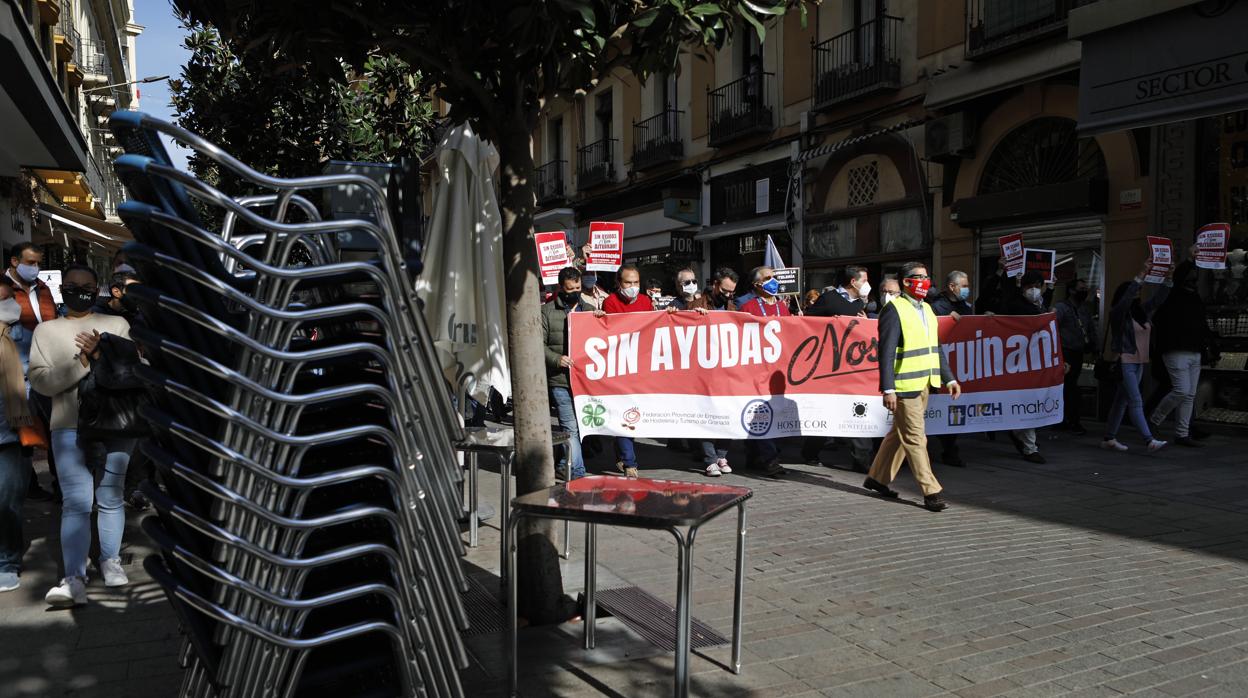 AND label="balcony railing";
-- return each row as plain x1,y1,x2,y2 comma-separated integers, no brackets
632,110,684,171
966,0,1098,60
576,139,616,190
77,38,109,78
812,16,901,111
534,159,566,205
54,10,78,62
707,72,774,148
